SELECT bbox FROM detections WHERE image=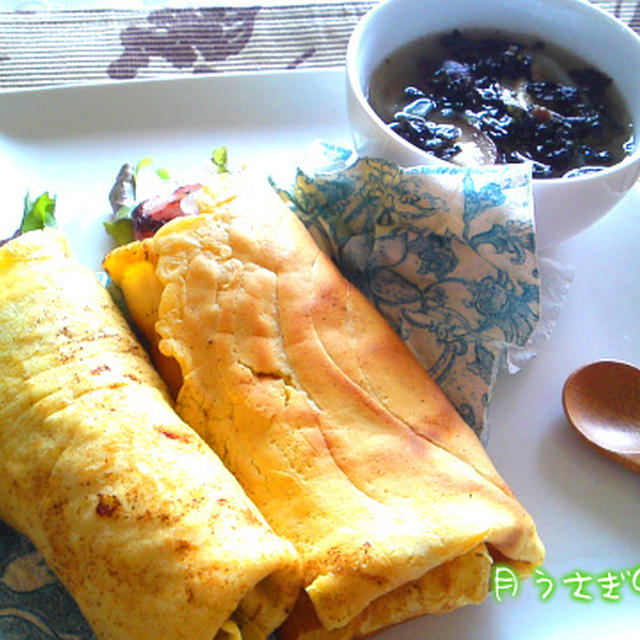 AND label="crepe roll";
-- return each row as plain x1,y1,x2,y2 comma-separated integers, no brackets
104,173,545,640
0,229,301,640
